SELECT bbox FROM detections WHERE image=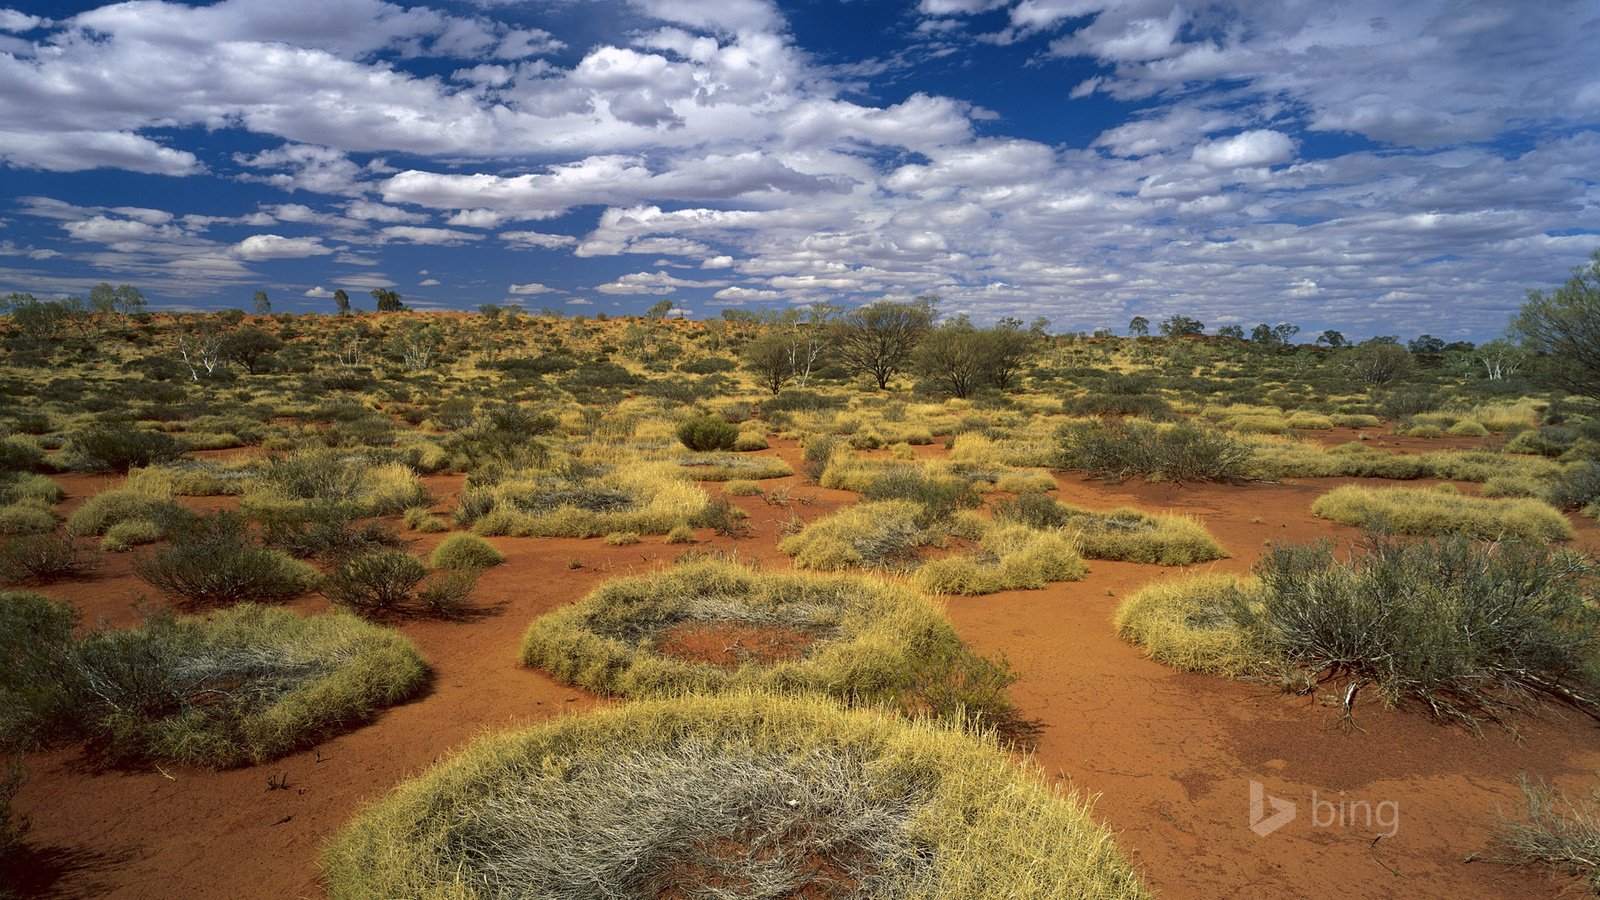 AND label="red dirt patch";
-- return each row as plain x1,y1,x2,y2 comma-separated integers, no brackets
7,437,1600,898
654,620,822,669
